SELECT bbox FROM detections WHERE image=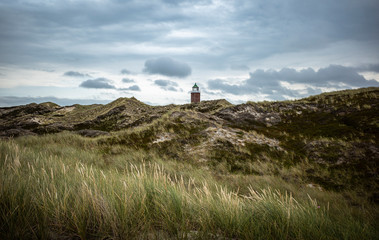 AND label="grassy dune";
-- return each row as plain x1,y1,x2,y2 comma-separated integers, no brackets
0,133,377,239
